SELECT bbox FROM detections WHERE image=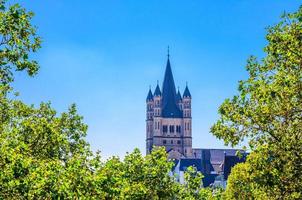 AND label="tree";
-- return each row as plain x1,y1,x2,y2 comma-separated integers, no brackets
223,160,270,200
0,1,98,198
94,147,179,200
0,0,41,85
0,0,222,199
211,6,302,200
